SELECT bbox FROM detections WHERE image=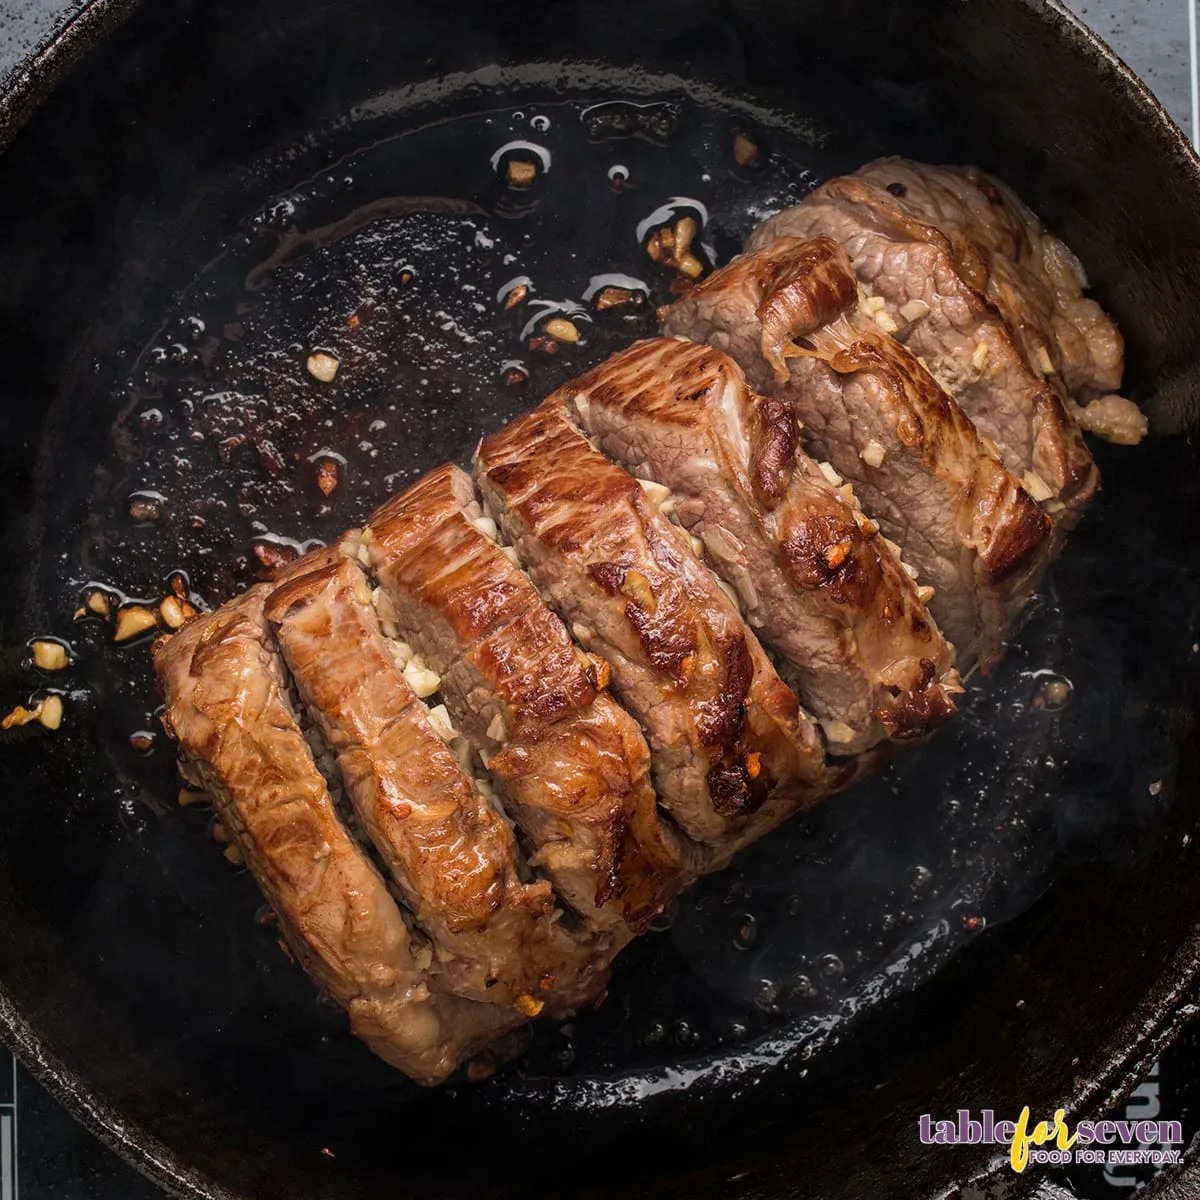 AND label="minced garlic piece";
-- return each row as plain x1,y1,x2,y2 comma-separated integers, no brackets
403,658,441,699
817,461,843,487
821,719,857,745
31,641,68,671
390,641,416,669
507,158,538,188
874,310,899,335
115,605,158,642
2,694,64,731
637,477,671,505
917,585,936,604
1036,345,1055,376
972,341,990,371
470,515,499,542
860,440,886,469
543,317,579,344
352,575,373,607
426,704,456,742
306,352,340,382
38,695,64,730
899,299,931,322
486,713,507,742
863,295,886,314
1021,470,1054,503
159,596,186,629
